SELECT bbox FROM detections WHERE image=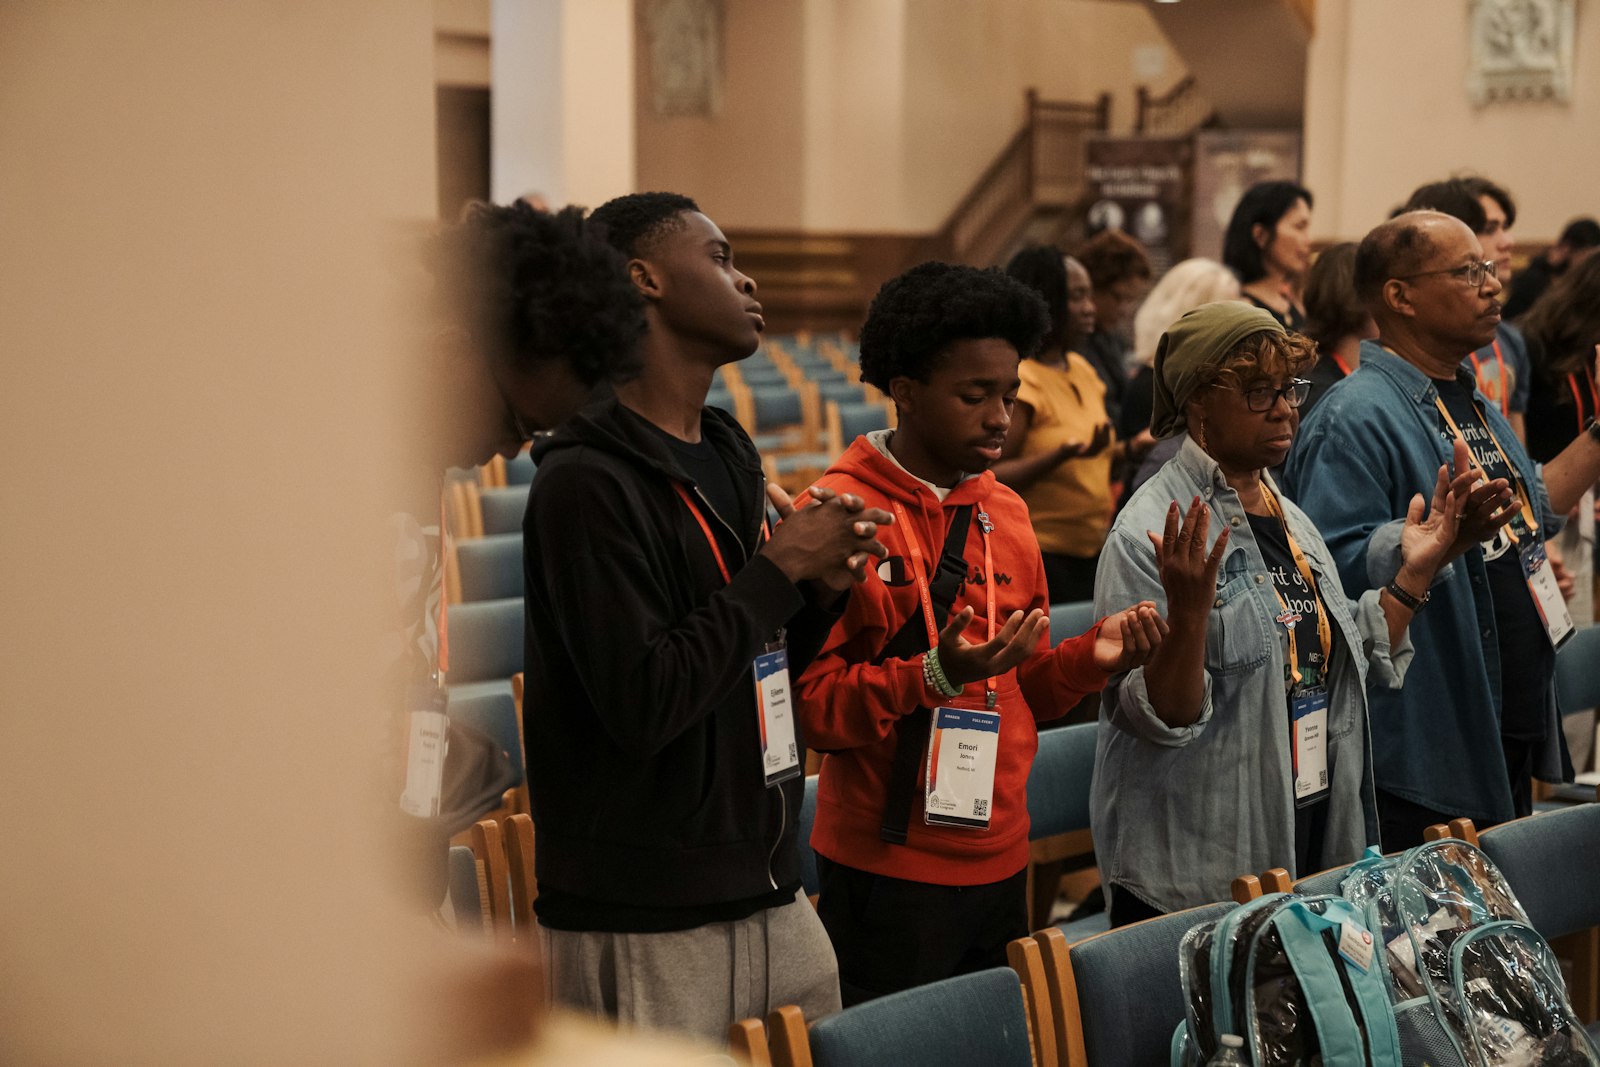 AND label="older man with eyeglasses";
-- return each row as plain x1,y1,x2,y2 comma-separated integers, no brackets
1284,210,1600,847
